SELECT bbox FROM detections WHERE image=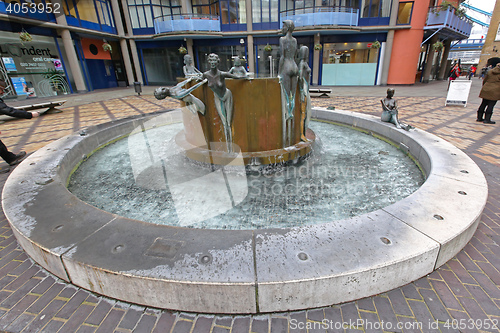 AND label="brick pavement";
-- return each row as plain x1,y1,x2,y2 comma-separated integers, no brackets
0,80,499,332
